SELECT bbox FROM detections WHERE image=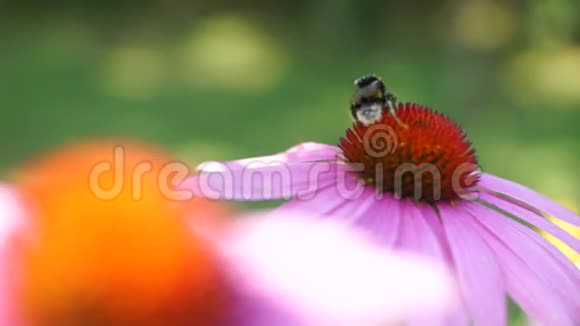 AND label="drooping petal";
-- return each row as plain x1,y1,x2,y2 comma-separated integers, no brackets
465,201,580,323
415,204,470,326
328,187,378,225
396,200,446,260
327,189,405,247
395,201,464,326
439,204,507,326
276,182,404,247
466,206,577,325
480,192,580,255
479,173,580,227
479,195,580,288
220,214,457,325
419,205,453,263
180,143,345,201
274,172,365,215
370,195,402,247
273,183,349,217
